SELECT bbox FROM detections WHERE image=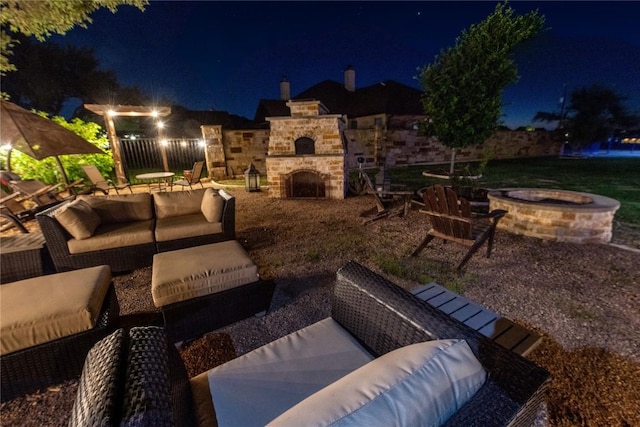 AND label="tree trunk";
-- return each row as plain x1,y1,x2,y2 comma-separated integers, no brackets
449,148,457,174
